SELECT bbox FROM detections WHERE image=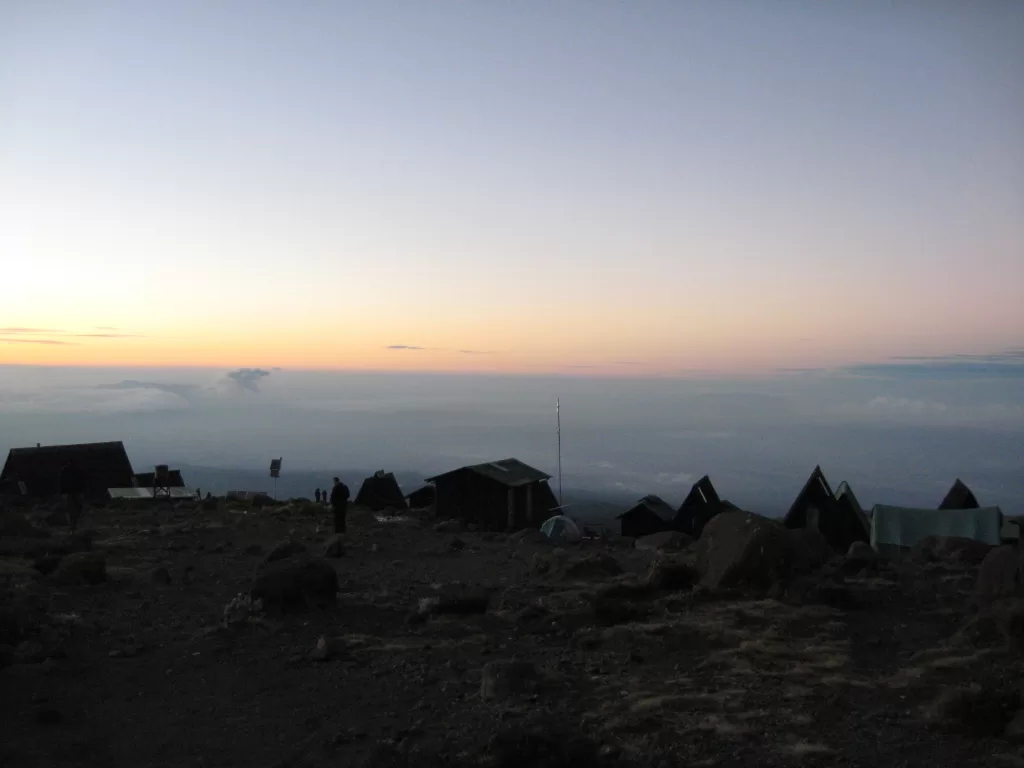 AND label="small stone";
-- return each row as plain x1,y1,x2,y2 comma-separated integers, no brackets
151,567,172,586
